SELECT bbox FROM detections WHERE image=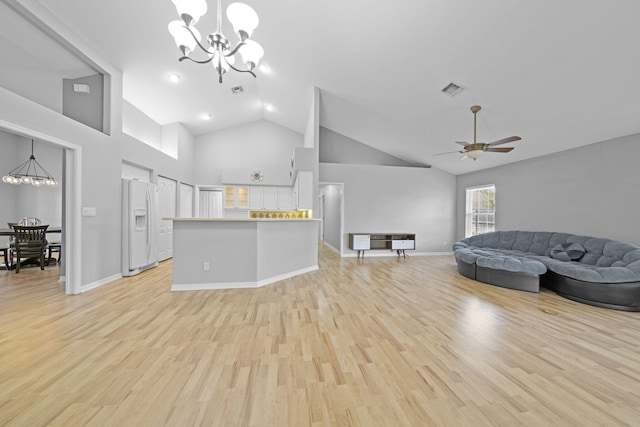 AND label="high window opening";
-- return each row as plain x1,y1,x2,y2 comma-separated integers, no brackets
465,185,495,237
